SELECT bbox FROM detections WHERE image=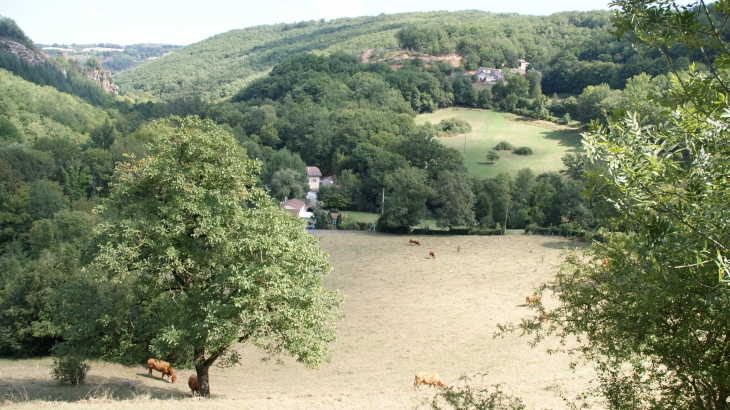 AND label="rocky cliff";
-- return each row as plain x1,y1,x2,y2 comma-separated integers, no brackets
0,36,48,64
76,64,119,94
0,37,118,94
